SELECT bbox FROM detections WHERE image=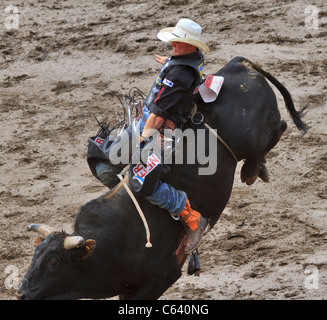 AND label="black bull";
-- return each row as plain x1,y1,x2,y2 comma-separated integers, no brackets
19,57,307,300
